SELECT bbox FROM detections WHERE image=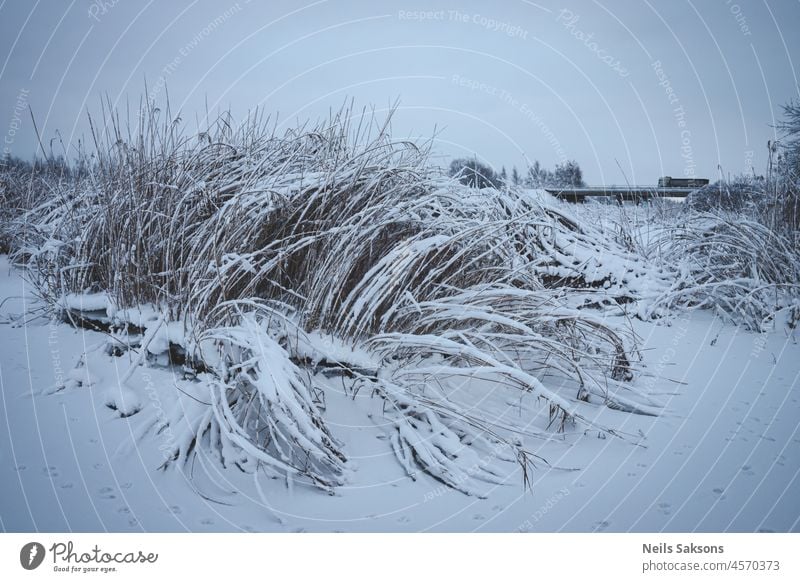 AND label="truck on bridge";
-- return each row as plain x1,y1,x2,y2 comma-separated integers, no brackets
657,176,709,188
